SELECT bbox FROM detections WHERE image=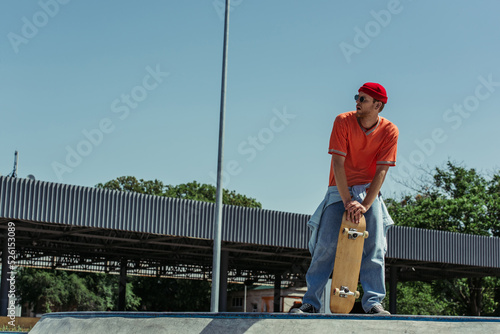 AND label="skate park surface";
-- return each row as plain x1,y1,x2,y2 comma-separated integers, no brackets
29,311,500,334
